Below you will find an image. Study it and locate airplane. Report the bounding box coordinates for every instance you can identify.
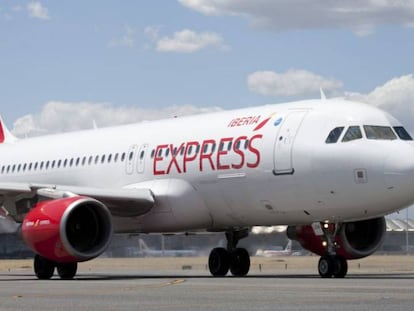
[0,96,414,280]
[255,239,293,257]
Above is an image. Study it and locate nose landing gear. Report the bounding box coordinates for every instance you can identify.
[318,255,348,278]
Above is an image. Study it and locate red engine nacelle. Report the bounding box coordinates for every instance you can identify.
[287,217,386,259]
[22,196,113,263]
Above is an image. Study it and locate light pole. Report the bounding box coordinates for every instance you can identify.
[406,207,409,255]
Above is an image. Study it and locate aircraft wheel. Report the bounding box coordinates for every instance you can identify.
[318,256,334,278]
[57,262,78,280]
[208,247,230,276]
[230,248,250,277]
[333,256,348,278]
[34,255,55,280]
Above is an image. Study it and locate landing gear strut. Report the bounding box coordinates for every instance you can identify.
[317,223,348,278]
[33,255,78,280]
[208,229,250,277]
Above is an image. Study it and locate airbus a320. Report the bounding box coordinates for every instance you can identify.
[0,97,413,279]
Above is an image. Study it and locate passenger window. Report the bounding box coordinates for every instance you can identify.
[364,126,397,140]
[393,126,413,141]
[325,127,344,144]
[342,126,362,142]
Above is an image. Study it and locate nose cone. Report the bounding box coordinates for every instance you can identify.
[384,148,414,202]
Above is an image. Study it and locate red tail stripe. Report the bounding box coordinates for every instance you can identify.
[0,121,4,143]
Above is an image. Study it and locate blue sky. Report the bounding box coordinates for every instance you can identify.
[0,1,414,217]
[1,0,414,135]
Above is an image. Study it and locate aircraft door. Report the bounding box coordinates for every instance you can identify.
[273,111,307,175]
[136,143,149,174]
[125,144,138,175]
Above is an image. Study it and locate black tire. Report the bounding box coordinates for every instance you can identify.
[333,256,348,278]
[318,256,334,278]
[57,262,78,280]
[230,248,250,277]
[208,247,230,277]
[34,255,55,280]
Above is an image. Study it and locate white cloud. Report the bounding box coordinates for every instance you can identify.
[346,74,414,132]
[27,1,50,20]
[109,25,136,48]
[144,25,162,42]
[11,101,222,137]
[247,69,343,96]
[179,0,414,35]
[154,29,226,53]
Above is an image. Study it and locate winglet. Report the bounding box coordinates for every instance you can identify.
[0,115,17,144]
[320,88,327,101]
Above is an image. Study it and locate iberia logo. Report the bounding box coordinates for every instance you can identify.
[227,113,280,131]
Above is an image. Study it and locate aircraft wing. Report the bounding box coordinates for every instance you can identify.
[0,182,155,221]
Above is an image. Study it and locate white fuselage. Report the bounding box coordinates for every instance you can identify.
[1,99,414,233]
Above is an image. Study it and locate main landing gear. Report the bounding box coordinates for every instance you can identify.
[208,229,250,277]
[34,255,78,280]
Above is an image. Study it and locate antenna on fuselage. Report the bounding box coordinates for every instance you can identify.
[320,88,327,101]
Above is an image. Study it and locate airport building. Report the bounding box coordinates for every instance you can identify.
[0,218,413,258]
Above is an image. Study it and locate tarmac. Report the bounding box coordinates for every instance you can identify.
[0,255,413,311]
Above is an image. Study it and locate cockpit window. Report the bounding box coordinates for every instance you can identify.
[393,126,413,141]
[342,126,362,142]
[325,127,344,144]
[364,126,397,140]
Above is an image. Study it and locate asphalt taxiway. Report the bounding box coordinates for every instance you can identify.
[0,256,413,311]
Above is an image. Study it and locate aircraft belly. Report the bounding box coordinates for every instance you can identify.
[128,179,213,232]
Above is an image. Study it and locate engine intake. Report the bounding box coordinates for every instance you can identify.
[287,217,386,259]
[22,196,113,263]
